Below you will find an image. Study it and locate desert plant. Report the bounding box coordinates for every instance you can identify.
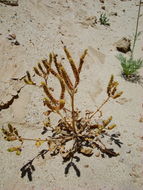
[99,13,110,26]
[116,54,143,77]
[117,0,143,80]
[1,46,123,180]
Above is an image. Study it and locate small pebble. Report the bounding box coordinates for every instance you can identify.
[99,0,104,3]
[95,151,100,157]
[101,6,105,10]
[8,33,16,40]
[14,40,20,45]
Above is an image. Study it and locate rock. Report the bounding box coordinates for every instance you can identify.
[115,37,131,53]
[7,33,16,40]
[101,6,105,10]
[110,12,118,16]
[95,151,100,157]
[13,40,20,46]
[0,0,18,6]
[99,0,104,3]
[7,33,20,45]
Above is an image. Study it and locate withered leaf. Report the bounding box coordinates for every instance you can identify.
[102,148,119,157]
[43,110,52,116]
[80,147,93,156]
[108,124,116,130]
[7,146,21,155]
[48,140,57,152]
[8,123,13,133]
[35,139,45,147]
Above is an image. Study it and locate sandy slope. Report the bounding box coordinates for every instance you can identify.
[0,0,143,190]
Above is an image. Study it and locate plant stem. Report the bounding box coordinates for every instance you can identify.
[131,0,141,59]
[89,96,110,119]
[14,136,72,142]
[57,110,72,129]
[71,91,77,133]
[19,137,48,142]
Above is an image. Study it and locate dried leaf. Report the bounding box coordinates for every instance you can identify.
[35,139,45,147]
[43,98,56,111]
[24,79,35,85]
[5,136,17,141]
[58,99,65,110]
[53,53,62,75]
[42,59,50,74]
[113,91,123,99]
[49,53,52,64]
[38,63,46,75]
[13,128,19,136]
[33,67,42,77]
[43,118,51,128]
[111,87,117,95]
[1,128,11,136]
[80,147,93,156]
[64,46,79,85]
[41,82,58,104]
[47,68,66,99]
[112,81,119,88]
[26,71,32,81]
[78,49,88,73]
[7,147,18,152]
[108,124,116,130]
[60,65,74,90]
[7,146,21,155]
[16,150,21,155]
[48,140,57,152]
[107,75,114,96]
[43,110,52,116]
[103,116,112,127]
[8,123,13,133]
[24,72,36,85]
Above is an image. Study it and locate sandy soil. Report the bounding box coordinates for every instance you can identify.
[0,0,143,190]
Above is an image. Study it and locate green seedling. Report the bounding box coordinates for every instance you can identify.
[116,54,143,77]
[99,13,110,26]
[117,0,143,81]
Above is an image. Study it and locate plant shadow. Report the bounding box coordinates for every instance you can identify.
[122,73,143,87]
[20,149,48,181]
[20,132,123,181]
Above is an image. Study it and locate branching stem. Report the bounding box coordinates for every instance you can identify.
[57,110,72,129]
[89,96,110,119]
[12,135,72,142]
[71,90,77,133]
